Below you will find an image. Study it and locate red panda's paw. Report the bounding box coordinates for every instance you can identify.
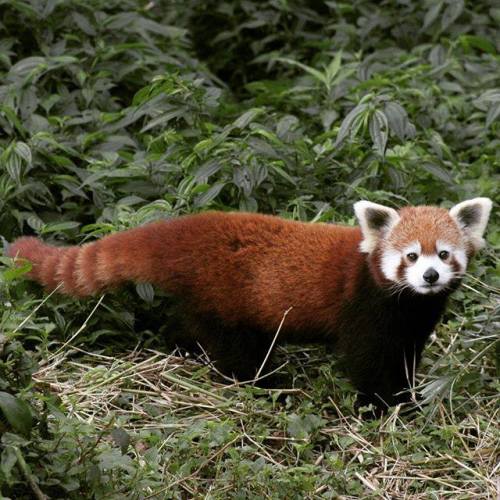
[354,391,420,420]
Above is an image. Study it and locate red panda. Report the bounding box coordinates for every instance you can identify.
[7,198,492,411]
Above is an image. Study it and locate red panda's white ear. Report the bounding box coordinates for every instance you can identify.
[449,197,493,251]
[354,201,400,253]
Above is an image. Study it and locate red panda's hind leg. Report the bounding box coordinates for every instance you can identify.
[179,315,274,383]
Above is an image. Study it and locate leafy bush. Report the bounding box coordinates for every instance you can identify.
[0,0,498,497]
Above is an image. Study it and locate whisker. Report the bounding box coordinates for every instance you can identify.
[387,281,412,299]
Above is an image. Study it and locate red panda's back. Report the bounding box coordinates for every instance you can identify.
[156,212,365,337]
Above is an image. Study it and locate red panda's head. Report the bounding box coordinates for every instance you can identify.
[354,198,493,295]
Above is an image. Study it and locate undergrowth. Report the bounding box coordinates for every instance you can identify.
[0,0,498,498]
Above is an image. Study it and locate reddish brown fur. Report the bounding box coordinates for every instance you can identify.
[8,213,365,339]
[388,207,463,254]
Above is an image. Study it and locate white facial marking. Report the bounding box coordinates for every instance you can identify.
[436,240,452,253]
[454,249,467,271]
[437,239,467,274]
[381,242,420,282]
[381,240,468,295]
[403,242,421,257]
[406,254,452,294]
[381,249,402,281]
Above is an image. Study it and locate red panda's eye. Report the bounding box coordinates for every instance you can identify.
[406,252,418,262]
[439,250,449,260]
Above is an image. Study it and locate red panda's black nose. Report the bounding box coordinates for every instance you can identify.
[423,268,439,284]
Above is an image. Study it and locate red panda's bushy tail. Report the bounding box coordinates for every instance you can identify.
[7,223,169,297]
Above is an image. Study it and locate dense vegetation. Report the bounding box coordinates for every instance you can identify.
[0,0,498,497]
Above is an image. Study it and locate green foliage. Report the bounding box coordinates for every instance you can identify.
[0,0,498,497]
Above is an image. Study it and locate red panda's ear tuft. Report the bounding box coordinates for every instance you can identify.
[353,201,400,254]
[449,197,493,251]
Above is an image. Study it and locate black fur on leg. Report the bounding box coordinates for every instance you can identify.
[177,313,275,383]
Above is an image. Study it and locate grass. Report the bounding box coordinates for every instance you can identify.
[0,0,498,497]
[33,314,499,497]
[8,273,497,498]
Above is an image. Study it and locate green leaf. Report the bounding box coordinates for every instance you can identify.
[111,428,131,454]
[334,103,369,148]
[97,449,134,473]
[8,56,46,78]
[287,413,325,440]
[194,182,226,207]
[5,155,22,183]
[0,392,33,437]
[486,102,500,127]
[369,110,388,157]
[194,160,222,182]
[26,215,44,231]
[136,283,155,303]
[141,110,185,133]
[233,167,253,196]
[0,446,18,480]
[422,2,443,30]
[384,101,410,141]
[233,108,265,129]
[270,165,296,185]
[324,51,343,90]
[2,260,32,282]
[421,163,455,185]
[14,142,32,164]
[460,35,496,54]
[276,115,299,138]
[72,12,97,35]
[276,58,326,85]
[441,0,464,31]
[41,221,81,234]
[0,105,26,136]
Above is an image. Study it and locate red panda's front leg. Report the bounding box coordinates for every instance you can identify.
[335,292,440,415]
[344,339,426,415]
[343,324,433,416]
